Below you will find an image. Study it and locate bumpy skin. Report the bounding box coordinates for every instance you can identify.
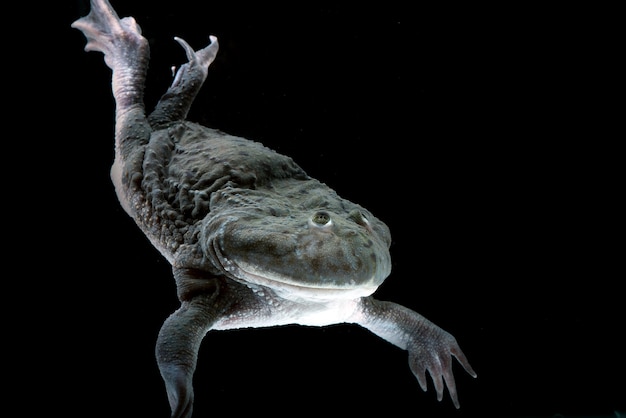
[72,1,477,416]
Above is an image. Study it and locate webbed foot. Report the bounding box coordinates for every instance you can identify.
[159,359,195,418]
[156,271,228,418]
[71,0,149,110]
[148,36,219,128]
[172,36,220,87]
[156,300,207,418]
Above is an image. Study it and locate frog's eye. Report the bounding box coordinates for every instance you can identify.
[310,211,333,228]
[348,209,370,228]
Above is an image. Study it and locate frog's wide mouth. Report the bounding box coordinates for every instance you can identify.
[211,242,380,301]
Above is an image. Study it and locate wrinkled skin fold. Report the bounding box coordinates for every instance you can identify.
[72,1,477,417]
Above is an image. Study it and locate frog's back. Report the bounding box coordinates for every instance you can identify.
[129,121,308,260]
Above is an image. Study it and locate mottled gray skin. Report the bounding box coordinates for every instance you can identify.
[72,1,476,417]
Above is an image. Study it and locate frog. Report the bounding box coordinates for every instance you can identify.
[71,1,476,416]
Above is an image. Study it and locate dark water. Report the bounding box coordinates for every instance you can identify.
[25,1,623,417]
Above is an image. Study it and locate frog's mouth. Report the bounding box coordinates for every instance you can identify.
[201,199,392,301]
[210,240,381,301]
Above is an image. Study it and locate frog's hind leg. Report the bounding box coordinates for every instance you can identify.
[155,269,229,418]
[72,0,151,210]
[147,36,219,129]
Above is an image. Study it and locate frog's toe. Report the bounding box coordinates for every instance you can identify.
[160,364,194,418]
[148,36,219,127]
[71,0,147,70]
[174,35,219,74]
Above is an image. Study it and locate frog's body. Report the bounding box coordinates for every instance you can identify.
[72,1,476,416]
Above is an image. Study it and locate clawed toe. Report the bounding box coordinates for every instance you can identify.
[72,1,149,77]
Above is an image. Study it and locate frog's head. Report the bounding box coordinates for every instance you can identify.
[201,181,392,301]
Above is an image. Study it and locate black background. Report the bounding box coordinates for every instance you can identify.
[25,1,623,417]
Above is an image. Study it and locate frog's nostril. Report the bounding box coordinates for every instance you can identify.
[311,211,332,227]
[348,209,370,227]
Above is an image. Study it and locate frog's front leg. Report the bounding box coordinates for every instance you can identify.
[354,297,477,408]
